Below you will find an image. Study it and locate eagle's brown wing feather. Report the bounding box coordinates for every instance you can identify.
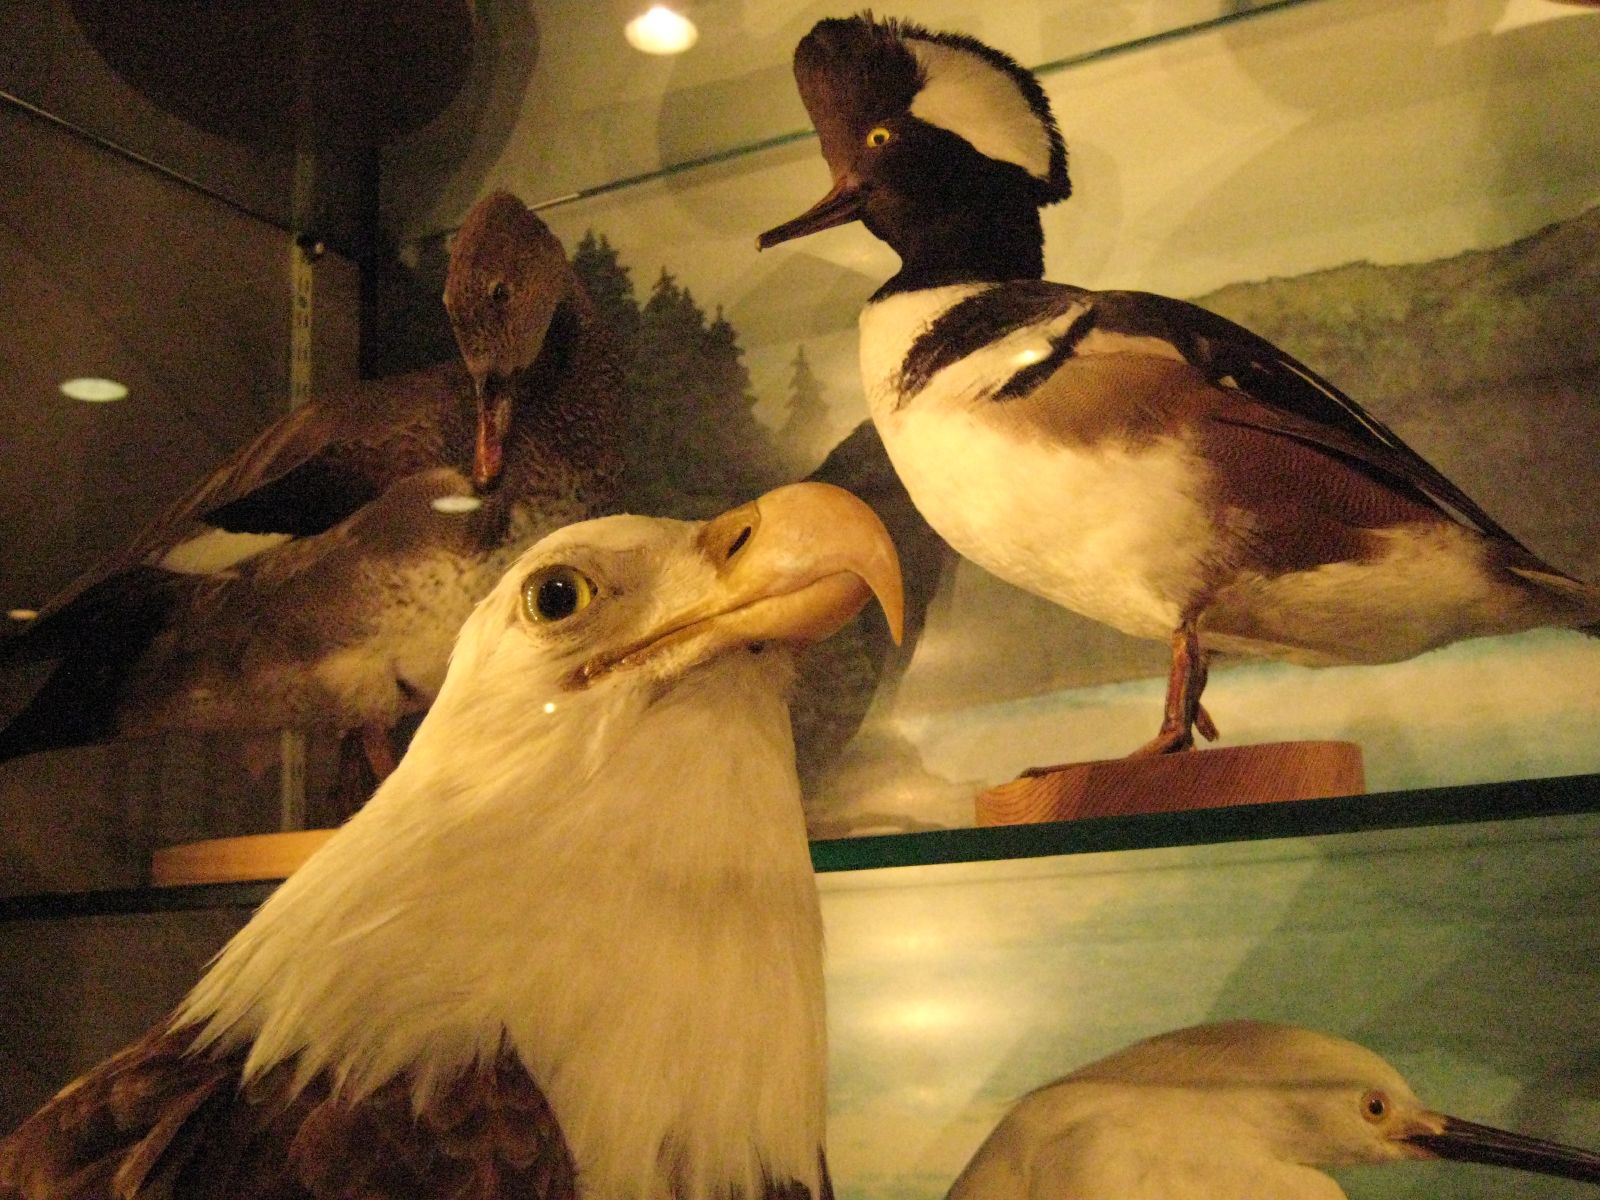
[0,1024,232,1200]
[0,1022,577,1200]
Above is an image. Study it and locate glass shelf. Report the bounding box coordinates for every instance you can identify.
[0,1,1313,235]
[3,771,1595,923]
[0,0,475,233]
[5,776,1595,1200]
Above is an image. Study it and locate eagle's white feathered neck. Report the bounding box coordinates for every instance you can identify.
[179,648,826,1200]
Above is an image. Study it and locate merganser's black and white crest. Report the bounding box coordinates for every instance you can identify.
[767,16,1068,295]
[760,14,1600,758]
[795,17,1067,199]
[0,483,905,1200]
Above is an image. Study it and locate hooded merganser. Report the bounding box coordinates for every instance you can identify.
[759,14,1599,756]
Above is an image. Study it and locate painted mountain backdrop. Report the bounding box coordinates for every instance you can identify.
[14,196,1581,847]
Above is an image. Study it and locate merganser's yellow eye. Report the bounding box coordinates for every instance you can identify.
[523,566,596,623]
[866,126,893,148]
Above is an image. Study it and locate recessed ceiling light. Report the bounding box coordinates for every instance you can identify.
[60,377,128,402]
[625,5,698,55]
[431,494,483,514]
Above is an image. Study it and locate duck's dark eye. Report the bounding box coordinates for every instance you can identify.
[523,566,596,623]
[1361,1090,1389,1122]
[489,280,510,305]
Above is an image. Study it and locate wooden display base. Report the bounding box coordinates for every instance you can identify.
[151,830,335,887]
[976,740,1365,827]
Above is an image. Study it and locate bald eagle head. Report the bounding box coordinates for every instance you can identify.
[179,482,902,1200]
[427,478,900,754]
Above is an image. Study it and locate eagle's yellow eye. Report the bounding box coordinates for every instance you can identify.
[523,566,596,623]
[866,126,893,148]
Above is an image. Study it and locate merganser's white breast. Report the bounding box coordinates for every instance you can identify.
[859,287,1225,640]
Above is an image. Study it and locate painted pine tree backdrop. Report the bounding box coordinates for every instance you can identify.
[574,231,784,517]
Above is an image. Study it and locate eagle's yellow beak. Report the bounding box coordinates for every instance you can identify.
[570,482,904,687]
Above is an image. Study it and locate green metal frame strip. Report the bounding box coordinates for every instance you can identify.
[808,772,1600,872]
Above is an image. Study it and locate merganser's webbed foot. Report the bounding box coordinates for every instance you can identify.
[1130,620,1215,757]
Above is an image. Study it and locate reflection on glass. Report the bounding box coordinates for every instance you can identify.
[58,376,127,402]
[624,5,700,56]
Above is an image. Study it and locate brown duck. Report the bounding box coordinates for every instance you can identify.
[0,192,623,773]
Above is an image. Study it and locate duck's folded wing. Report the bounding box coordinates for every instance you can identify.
[1085,289,1524,546]
[905,280,1517,544]
[10,362,468,648]
[121,362,466,569]
[193,363,468,540]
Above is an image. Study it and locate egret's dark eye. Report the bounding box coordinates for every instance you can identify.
[489,280,510,305]
[523,566,596,623]
[1361,1090,1389,1122]
[865,126,893,148]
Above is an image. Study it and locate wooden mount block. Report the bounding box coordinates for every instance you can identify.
[976,740,1365,827]
[151,830,335,887]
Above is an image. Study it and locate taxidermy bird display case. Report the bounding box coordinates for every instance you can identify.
[2,1,1600,1197]
[374,0,1600,837]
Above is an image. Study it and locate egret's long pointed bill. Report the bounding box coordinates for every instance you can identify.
[570,482,903,688]
[757,177,867,249]
[1407,1115,1600,1184]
